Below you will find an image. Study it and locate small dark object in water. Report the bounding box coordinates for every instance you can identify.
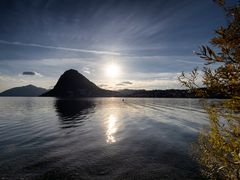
[122,99,124,102]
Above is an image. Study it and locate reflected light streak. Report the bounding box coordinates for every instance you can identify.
[106,114,117,143]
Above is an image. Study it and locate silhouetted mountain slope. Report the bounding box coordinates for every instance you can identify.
[42,69,119,97]
[0,85,47,96]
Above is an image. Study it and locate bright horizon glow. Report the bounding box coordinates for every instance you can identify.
[105,63,120,78]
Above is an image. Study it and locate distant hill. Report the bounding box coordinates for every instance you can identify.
[119,89,196,98]
[119,89,226,98]
[42,69,119,97]
[0,85,47,97]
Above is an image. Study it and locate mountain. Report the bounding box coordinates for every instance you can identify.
[42,69,119,97]
[0,85,47,97]
[40,69,224,98]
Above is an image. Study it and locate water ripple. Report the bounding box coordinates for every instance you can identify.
[0,97,213,179]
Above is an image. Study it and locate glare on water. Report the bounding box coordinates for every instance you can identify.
[106,114,118,143]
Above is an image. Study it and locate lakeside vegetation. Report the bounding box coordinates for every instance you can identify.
[179,0,240,179]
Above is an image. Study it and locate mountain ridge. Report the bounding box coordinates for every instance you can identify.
[1,70,224,98]
[0,84,47,97]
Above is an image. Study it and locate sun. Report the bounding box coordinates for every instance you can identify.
[105,63,120,78]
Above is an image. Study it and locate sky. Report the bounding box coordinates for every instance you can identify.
[0,0,233,92]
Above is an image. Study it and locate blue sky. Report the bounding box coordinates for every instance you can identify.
[0,0,231,91]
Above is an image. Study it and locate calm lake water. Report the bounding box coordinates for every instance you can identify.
[0,97,209,180]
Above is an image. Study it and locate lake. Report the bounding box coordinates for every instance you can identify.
[0,97,209,179]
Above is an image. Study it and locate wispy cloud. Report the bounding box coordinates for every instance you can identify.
[116,81,133,86]
[116,83,125,86]
[21,71,43,77]
[121,81,133,85]
[23,71,35,75]
[98,84,108,88]
[175,59,203,65]
[0,40,121,56]
[82,67,91,74]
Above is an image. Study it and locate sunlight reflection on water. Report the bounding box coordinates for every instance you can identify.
[106,114,117,144]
